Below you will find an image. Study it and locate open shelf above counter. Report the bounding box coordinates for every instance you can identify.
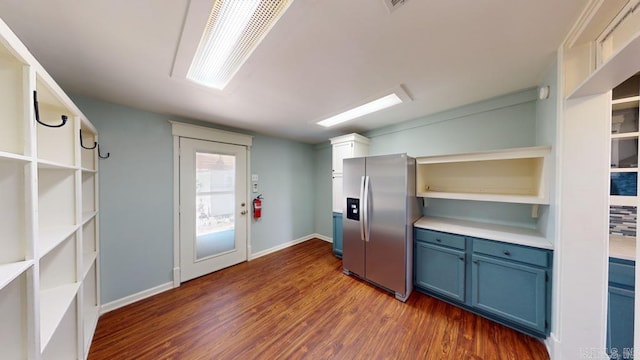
[416,146,552,206]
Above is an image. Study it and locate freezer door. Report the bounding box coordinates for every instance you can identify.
[365,154,408,295]
[342,157,366,277]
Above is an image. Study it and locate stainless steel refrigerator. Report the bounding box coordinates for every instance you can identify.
[342,153,420,302]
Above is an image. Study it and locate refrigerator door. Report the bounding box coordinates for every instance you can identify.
[364,154,408,295]
[342,157,366,277]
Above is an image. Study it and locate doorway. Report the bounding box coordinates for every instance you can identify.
[172,123,252,283]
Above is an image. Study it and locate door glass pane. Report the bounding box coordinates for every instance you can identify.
[195,152,235,260]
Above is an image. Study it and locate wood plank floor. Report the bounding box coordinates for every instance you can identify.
[89,239,549,360]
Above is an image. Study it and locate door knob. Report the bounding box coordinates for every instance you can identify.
[241,210,247,215]
[241,202,246,207]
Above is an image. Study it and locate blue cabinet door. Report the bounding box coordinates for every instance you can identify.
[471,254,547,334]
[415,241,465,302]
[332,212,343,258]
[607,286,635,359]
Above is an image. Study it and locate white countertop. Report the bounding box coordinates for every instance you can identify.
[610,235,636,261]
[414,216,553,250]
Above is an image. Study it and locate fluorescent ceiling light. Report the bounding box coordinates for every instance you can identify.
[186,0,292,90]
[317,93,404,128]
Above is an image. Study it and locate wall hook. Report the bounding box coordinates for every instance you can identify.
[98,144,110,159]
[33,91,68,128]
[79,129,97,149]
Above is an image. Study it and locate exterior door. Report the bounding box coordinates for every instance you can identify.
[179,137,248,282]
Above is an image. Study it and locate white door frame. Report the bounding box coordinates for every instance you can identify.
[170,121,253,287]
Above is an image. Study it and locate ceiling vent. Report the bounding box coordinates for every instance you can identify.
[384,0,408,13]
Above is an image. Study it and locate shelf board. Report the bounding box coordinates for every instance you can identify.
[0,260,33,291]
[612,95,640,105]
[416,145,551,164]
[0,151,31,163]
[610,195,639,207]
[611,132,640,139]
[40,282,80,352]
[81,167,97,174]
[83,305,100,353]
[82,252,97,280]
[417,191,549,205]
[37,159,78,171]
[610,167,638,172]
[39,225,78,258]
[82,211,97,225]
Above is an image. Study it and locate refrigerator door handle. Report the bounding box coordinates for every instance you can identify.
[360,175,366,241]
[363,175,370,242]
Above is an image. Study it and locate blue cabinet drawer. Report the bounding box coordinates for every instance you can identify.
[610,259,635,288]
[415,228,465,250]
[473,238,549,268]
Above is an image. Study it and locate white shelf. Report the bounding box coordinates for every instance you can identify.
[612,96,640,105]
[83,304,99,353]
[610,235,636,261]
[81,167,97,174]
[39,225,78,258]
[82,211,97,225]
[39,282,80,351]
[0,260,32,290]
[611,132,640,139]
[610,168,638,172]
[82,252,97,280]
[414,216,553,250]
[0,150,31,163]
[416,146,552,205]
[417,190,549,205]
[37,159,78,171]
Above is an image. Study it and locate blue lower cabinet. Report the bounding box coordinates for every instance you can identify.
[415,241,465,302]
[471,254,547,334]
[414,228,552,338]
[607,258,635,359]
[332,212,343,258]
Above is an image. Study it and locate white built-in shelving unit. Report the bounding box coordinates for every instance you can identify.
[0,16,100,360]
[415,146,552,207]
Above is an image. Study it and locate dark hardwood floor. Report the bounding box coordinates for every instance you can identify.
[89,239,549,360]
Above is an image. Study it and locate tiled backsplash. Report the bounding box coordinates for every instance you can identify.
[610,205,637,237]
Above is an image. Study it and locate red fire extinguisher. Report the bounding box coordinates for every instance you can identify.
[253,194,263,219]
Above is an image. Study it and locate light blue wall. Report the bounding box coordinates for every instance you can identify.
[72,95,317,303]
[314,144,332,238]
[72,97,174,304]
[249,136,316,253]
[535,58,559,241]
[359,88,541,228]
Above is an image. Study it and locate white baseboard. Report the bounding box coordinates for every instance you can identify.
[314,233,332,243]
[249,233,329,260]
[102,235,332,312]
[545,333,559,359]
[100,281,175,314]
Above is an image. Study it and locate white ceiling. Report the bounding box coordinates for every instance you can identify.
[0,0,586,143]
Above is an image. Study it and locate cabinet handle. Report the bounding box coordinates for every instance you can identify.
[473,260,479,264]
[503,250,511,256]
[459,256,464,261]
[436,238,442,243]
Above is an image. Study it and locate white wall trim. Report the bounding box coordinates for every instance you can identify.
[100,282,175,314]
[315,234,332,243]
[249,234,326,260]
[170,121,253,147]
